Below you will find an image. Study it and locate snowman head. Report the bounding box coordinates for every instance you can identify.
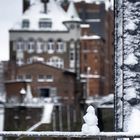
[87,105,95,113]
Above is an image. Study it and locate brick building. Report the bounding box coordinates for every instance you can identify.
[80,25,105,97]
[61,0,114,97]
[5,62,76,104]
[3,0,114,134]
[6,0,81,104]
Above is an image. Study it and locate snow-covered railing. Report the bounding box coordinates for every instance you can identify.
[1,131,140,139]
[3,106,139,140]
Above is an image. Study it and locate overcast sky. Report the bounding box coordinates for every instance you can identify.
[0,0,22,61]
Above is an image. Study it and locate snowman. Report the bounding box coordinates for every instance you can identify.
[81,105,100,134]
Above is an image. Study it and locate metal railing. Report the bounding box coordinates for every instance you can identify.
[0,131,140,140]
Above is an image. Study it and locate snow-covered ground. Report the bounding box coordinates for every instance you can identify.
[27,103,54,131]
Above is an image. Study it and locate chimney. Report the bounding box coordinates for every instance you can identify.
[41,0,49,13]
[23,0,30,13]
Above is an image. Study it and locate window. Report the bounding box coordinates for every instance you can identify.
[39,19,52,28]
[57,40,65,53]
[25,74,32,82]
[38,75,45,82]
[70,53,74,60]
[69,43,75,60]
[50,88,57,97]
[46,75,53,82]
[16,40,24,51]
[27,40,35,53]
[47,56,64,68]
[36,40,44,54]
[69,42,75,69]
[40,88,50,97]
[47,39,54,54]
[17,75,23,81]
[22,19,30,28]
[38,75,53,82]
[70,24,75,29]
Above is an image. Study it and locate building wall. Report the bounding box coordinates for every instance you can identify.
[80,28,107,96]
[5,63,76,103]
[9,29,80,72]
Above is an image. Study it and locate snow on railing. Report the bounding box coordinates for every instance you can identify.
[2,106,140,140]
[1,131,140,139]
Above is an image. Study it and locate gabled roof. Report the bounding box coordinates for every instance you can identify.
[11,0,73,31]
[67,1,81,22]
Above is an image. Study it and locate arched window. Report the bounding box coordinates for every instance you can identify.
[27,38,35,53]
[16,38,24,51]
[57,39,65,53]
[36,39,44,54]
[47,56,64,68]
[47,39,54,54]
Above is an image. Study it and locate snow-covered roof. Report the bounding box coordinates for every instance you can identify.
[67,1,81,22]
[80,35,101,40]
[58,0,113,11]
[11,0,77,31]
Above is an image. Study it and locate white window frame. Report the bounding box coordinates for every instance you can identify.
[57,41,65,53]
[36,41,44,54]
[47,41,54,54]
[16,41,24,52]
[27,41,35,53]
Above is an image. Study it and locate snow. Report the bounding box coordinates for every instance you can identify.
[80,35,101,40]
[41,103,53,124]
[1,131,140,138]
[12,0,71,31]
[80,74,100,78]
[124,87,137,101]
[27,103,54,131]
[67,1,81,22]
[115,0,140,132]
[24,84,33,103]
[127,108,140,133]
[124,53,138,65]
[80,24,90,28]
[58,0,113,10]
[20,88,26,95]
[125,20,137,31]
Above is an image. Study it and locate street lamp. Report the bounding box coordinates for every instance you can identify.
[86,67,91,98]
[20,88,26,103]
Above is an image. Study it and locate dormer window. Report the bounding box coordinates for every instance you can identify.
[39,19,52,28]
[22,19,30,28]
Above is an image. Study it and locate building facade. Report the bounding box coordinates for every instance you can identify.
[6,0,81,104]
[3,0,114,134]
